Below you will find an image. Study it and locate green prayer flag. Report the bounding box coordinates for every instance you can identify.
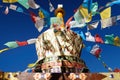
[18,0,29,9]
[105,34,114,45]
[74,10,85,24]
[4,41,18,48]
[91,2,98,16]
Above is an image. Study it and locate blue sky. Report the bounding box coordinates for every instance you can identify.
[0,0,120,72]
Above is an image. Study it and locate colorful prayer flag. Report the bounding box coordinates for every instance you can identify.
[106,0,120,7]
[28,0,40,9]
[79,31,86,40]
[79,6,92,23]
[101,16,117,29]
[114,36,120,46]
[9,4,17,11]
[86,46,92,52]
[18,0,29,9]
[39,7,50,26]
[49,1,55,12]
[87,21,99,30]
[82,0,92,13]
[69,21,86,28]
[74,9,85,24]
[35,17,44,32]
[100,7,111,20]
[39,7,50,19]
[95,34,104,43]
[90,44,101,58]
[4,6,9,15]
[4,41,18,48]
[91,2,98,16]
[117,15,120,20]
[30,11,37,23]
[85,32,95,42]
[2,0,17,3]
[105,34,114,45]
[16,41,28,46]
[27,38,36,44]
[16,7,24,12]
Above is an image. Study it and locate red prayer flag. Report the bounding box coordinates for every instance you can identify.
[95,48,102,58]
[30,11,37,23]
[95,34,104,43]
[16,41,28,46]
[113,68,120,72]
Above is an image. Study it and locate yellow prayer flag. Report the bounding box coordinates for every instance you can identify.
[100,7,111,20]
[0,48,9,53]
[3,0,17,3]
[28,61,37,68]
[38,11,45,19]
[79,6,92,23]
[114,36,120,46]
[28,63,36,68]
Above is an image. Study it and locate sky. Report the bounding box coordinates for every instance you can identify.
[0,0,120,72]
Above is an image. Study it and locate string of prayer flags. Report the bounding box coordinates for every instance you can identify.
[98,58,113,72]
[0,39,36,53]
[30,9,49,32]
[86,44,113,72]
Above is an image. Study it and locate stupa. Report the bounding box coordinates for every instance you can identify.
[33,4,89,73]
